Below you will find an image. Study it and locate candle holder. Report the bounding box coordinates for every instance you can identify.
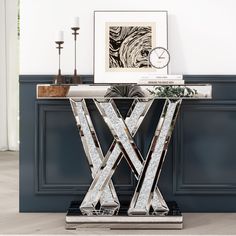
[71,27,82,84]
[54,41,65,84]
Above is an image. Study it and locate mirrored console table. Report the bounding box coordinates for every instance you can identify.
[37,83,212,230]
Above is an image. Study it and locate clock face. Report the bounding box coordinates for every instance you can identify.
[148,47,170,69]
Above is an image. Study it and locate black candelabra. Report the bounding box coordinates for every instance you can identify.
[71,27,81,84]
[54,41,65,84]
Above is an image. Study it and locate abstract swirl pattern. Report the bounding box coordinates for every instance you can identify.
[109,26,152,68]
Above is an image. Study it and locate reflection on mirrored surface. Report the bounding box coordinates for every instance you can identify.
[37,84,212,99]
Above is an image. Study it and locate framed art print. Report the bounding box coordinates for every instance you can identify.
[94,11,168,83]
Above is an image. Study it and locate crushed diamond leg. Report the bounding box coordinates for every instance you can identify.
[128,99,182,216]
[70,98,120,216]
[96,99,169,214]
[96,99,144,175]
[79,99,153,214]
[151,188,169,215]
[80,99,169,215]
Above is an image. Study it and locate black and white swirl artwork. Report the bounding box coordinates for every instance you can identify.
[109,26,153,69]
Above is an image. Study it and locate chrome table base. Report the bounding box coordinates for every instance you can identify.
[66,201,183,230]
[70,98,181,217]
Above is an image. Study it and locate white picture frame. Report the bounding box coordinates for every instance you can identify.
[94,11,168,84]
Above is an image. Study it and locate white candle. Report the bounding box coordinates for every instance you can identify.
[73,17,80,28]
[55,30,64,42]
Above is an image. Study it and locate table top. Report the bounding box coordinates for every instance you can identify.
[37,83,212,100]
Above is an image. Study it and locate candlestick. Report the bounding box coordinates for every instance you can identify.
[71,23,81,84]
[54,40,65,84]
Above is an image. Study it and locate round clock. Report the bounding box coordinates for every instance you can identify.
[148,47,170,69]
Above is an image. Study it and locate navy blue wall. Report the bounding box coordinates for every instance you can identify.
[20,75,236,212]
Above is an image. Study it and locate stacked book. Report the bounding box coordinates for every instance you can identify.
[138,74,184,85]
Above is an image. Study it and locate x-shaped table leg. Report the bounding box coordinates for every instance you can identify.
[77,99,180,216]
[128,99,181,215]
[70,99,120,215]
[76,98,155,215]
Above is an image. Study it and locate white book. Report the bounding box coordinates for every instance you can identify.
[139,74,183,81]
[138,79,185,85]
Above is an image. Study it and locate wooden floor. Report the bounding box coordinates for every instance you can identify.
[0,151,236,235]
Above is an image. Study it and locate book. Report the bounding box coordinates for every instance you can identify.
[138,74,184,85]
[138,79,185,85]
[139,74,183,80]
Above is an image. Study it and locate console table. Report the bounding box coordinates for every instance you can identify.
[37,83,212,229]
